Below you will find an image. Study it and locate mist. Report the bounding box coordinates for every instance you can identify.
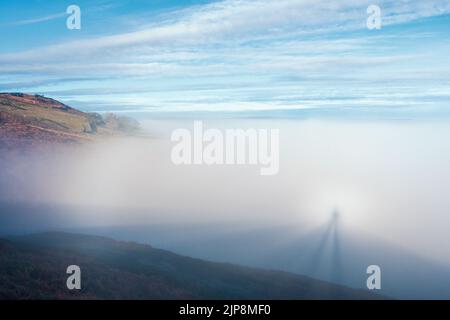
[1,118,450,298]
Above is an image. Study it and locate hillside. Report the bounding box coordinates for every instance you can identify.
[0,93,139,148]
[0,232,384,300]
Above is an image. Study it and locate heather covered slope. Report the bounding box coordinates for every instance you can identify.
[0,93,97,145]
[0,232,384,300]
[0,93,139,148]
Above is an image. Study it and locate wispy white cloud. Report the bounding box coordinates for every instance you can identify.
[2,0,449,63]
[11,12,67,26]
[1,0,450,112]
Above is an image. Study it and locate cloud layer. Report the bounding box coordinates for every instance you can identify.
[1,0,450,113]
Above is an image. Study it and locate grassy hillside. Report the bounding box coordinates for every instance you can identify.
[0,232,384,300]
[0,93,139,148]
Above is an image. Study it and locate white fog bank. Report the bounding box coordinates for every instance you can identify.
[1,118,450,267]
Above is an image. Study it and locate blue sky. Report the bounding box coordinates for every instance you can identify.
[0,0,450,115]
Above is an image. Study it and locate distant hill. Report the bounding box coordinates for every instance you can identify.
[0,232,384,300]
[0,93,139,148]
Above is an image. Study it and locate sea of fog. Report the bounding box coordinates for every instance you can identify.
[1,118,450,298]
